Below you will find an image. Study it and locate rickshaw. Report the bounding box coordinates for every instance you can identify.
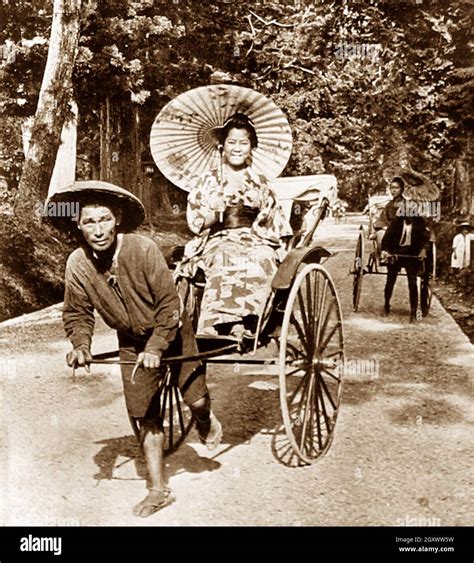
[351,191,437,316]
[331,199,348,224]
[90,85,346,467]
[92,175,344,465]
[89,174,344,467]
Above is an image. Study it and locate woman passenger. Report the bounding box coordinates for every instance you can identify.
[176,113,292,338]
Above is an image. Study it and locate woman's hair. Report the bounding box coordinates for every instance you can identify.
[220,113,258,148]
[391,176,405,191]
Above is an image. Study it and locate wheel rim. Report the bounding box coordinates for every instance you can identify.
[279,263,344,464]
[159,367,194,454]
[421,242,435,314]
[423,274,433,314]
[428,242,436,310]
[352,230,364,312]
[425,274,433,311]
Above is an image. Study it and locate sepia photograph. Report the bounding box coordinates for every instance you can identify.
[0,0,472,556]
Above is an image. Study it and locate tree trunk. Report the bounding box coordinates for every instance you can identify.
[99,101,173,220]
[454,157,469,216]
[14,0,82,219]
[453,127,474,218]
[468,129,474,217]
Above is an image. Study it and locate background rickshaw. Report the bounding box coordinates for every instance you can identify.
[91,86,345,467]
[351,178,438,317]
[331,198,348,224]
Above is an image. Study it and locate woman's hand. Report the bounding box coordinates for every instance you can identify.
[207,192,226,212]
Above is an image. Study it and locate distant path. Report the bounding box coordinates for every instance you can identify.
[0,214,472,526]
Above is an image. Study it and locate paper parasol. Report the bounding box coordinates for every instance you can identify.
[383,166,440,202]
[150,84,293,192]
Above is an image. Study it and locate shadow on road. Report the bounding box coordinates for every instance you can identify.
[93,435,146,481]
[93,434,222,484]
[386,397,469,426]
[89,368,306,484]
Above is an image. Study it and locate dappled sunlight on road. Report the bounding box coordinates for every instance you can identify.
[444,350,474,371]
[345,317,405,332]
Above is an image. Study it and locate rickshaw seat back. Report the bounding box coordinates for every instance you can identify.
[271,174,337,247]
[270,174,338,223]
[368,194,391,215]
[367,193,391,235]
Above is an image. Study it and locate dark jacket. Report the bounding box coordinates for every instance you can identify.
[374,194,406,229]
[63,233,180,355]
[381,217,430,256]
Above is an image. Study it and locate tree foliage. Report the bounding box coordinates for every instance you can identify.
[0,0,472,319]
[2,1,472,201]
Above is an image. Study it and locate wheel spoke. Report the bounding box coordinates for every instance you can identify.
[169,384,174,446]
[315,279,328,346]
[286,362,312,378]
[316,379,332,435]
[159,381,169,423]
[288,366,312,403]
[319,321,341,353]
[299,374,314,451]
[311,270,320,340]
[173,385,186,435]
[321,367,342,383]
[290,312,310,352]
[314,377,323,450]
[305,373,316,455]
[298,285,312,344]
[325,349,344,358]
[286,340,307,360]
[318,372,337,410]
[316,298,335,347]
[294,372,312,424]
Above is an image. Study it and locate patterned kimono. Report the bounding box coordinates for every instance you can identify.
[176,167,292,334]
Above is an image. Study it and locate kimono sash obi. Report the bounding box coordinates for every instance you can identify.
[211,204,259,233]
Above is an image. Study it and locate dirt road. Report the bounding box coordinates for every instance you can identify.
[0,214,472,526]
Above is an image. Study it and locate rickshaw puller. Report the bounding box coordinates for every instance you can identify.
[381,215,430,322]
[374,176,407,258]
[61,186,222,518]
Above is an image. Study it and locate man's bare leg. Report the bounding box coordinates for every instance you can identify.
[142,421,166,489]
[189,394,223,450]
[133,420,174,518]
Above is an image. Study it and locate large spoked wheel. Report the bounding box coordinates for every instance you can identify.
[129,367,193,455]
[160,366,194,454]
[279,263,344,465]
[352,227,364,312]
